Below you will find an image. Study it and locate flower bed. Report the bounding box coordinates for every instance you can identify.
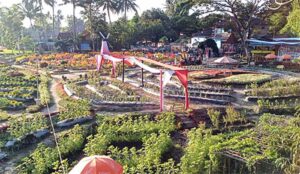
[20,53,97,70]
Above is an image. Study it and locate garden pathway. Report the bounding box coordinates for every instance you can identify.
[41,79,60,114]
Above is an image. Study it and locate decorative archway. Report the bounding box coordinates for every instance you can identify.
[96,40,189,111]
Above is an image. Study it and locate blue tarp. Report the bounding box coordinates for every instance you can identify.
[273,38,300,41]
[247,38,300,46]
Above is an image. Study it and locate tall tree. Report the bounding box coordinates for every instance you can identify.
[97,0,118,24]
[0,5,25,51]
[18,0,42,28]
[281,1,300,36]
[61,0,80,49]
[118,0,138,20]
[34,12,52,41]
[44,0,56,38]
[194,0,271,64]
[55,9,64,34]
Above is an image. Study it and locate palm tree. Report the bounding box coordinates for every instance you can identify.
[117,0,138,20]
[19,0,42,28]
[61,0,80,50]
[55,9,64,31]
[61,0,79,38]
[44,0,56,38]
[97,0,118,24]
[78,0,93,25]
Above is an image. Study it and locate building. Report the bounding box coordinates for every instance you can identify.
[191,28,238,55]
[247,38,300,63]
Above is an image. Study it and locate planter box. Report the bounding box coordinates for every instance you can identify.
[56,116,93,129]
[166,94,230,105]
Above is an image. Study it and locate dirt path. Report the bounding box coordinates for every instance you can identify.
[42,79,60,114]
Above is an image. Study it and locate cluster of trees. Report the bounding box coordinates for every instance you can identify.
[0,0,299,56]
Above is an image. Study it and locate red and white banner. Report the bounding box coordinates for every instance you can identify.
[163,70,175,87]
[97,40,189,110]
[96,55,103,71]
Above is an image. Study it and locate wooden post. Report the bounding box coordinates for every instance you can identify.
[141,60,144,87]
[122,58,125,82]
[160,69,163,112]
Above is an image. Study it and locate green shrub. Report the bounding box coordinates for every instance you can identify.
[207,108,221,129]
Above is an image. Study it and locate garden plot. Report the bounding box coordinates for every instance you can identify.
[203,73,273,86]
[245,78,300,115]
[134,75,236,105]
[180,106,254,133]
[66,79,157,112]
[0,97,93,172]
[181,113,300,174]
[84,112,180,173]
[246,78,300,101]
[0,66,39,111]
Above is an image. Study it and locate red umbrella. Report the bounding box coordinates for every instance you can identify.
[265,54,277,59]
[69,156,123,174]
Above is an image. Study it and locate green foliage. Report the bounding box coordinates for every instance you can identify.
[0,5,25,50]
[207,108,220,129]
[257,99,299,115]
[0,98,23,109]
[223,106,246,126]
[38,74,51,106]
[281,2,300,36]
[205,74,272,85]
[295,105,300,117]
[85,112,176,156]
[107,132,176,173]
[58,98,90,120]
[180,127,224,174]
[84,112,177,173]
[248,79,300,97]
[26,104,42,113]
[0,110,10,121]
[8,113,47,138]
[17,125,86,174]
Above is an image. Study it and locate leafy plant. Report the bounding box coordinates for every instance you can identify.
[223,106,246,126]
[207,108,221,129]
[8,113,47,139]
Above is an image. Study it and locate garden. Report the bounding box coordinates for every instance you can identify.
[6,107,299,174]
[63,74,157,112]
[0,58,299,174]
[203,73,273,86]
[0,65,50,111]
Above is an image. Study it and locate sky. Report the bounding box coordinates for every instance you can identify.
[0,0,166,28]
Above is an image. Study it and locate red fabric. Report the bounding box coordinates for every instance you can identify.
[69,155,123,174]
[175,70,188,88]
[175,70,189,109]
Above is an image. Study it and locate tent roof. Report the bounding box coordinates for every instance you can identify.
[137,57,187,71]
[214,56,239,64]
